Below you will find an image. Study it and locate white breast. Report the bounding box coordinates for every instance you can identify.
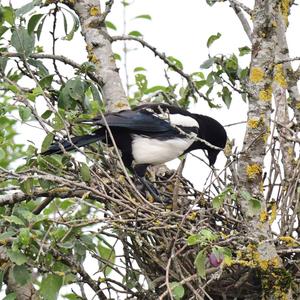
[131,135,196,165]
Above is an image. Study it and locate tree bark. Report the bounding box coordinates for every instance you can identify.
[237,0,281,269]
[71,0,129,112]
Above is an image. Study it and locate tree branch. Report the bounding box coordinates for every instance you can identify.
[111,35,211,102]
[71,0,129,112]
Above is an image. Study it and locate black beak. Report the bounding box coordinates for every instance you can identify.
[207,149,220,166]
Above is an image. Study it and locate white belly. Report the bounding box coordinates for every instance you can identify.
[131,135,195,165]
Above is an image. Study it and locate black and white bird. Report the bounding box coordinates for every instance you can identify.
[42,103,227,199]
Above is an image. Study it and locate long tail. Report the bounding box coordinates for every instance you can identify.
[41,133,105,155]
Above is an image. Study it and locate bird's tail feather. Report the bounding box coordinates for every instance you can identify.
[41,133,104,155]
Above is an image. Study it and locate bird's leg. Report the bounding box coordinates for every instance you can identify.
[133,164,169,204]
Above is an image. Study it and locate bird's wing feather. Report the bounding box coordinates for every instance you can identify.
[95,110,178,133]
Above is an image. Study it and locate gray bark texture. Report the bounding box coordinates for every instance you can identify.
[72,0,129,112]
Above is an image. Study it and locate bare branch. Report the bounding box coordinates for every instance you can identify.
[111,35,211,102]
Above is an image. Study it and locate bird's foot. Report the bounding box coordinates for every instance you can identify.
[136,177,171,205]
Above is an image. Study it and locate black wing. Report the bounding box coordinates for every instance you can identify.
[82,109,178,133]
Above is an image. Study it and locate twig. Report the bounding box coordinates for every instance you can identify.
[111,35,211,102]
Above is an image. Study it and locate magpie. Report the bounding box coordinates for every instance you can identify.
[42,103,227,200]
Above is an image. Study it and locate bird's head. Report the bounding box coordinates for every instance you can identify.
[192,114,227,166]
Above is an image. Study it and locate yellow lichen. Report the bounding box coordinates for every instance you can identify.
[280,0,290,25]
[223,141,232,157]
[269,202,277,224]
[263,126,271,144]
[259,181,264,193]
[279,236,299,247]
[114,101,129,110]
[260,210,268,223]
[296,101,300,110]
[259,86,273,101]
[246,164,262,179]
[88,53,100,64]
[86,44,93,53]
[247,118,260,128]
[250,67,264,83]
[223,255,232,266]
[287,147,294,156]
[89,6,100,16]
[187,211,197,221]
[274,64,288,88]
[259,259,269,271]
[271,256,281,268]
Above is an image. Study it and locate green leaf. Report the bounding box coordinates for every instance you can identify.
[0,230,16,241]
[40,274,63,300]
[249,198,261,215]
[194,250,206,279]
[90,83,102,104]
[239,46,251,56]
[41,133,54,153]
[28,59,49,77]
[207,32,221,48]
[167,56,183,70]
[18,106,32,122]
[240,190,261,215]
[20,178,34,195]
[63,294,81,300]
[16,0,41,17]
[135,73,148,93]
[52,114,64,131]
[206,0,217,6]
[0,148,6,160]
[113,53,121,60]
[62,9,79,41]
[18,228,30,246]
[187,229,217,246]
[145,85,166,94]
[7,249,28,265]
[80,163,91,182]
[12,265,31,286]
[11,27,35,56]
[3,293,16,300]
[200,57,215,69]
[134,14,152,20]
[240,190,252,202]
[66,77,87,101]
[200,228,217,241]
[97,241,116,276]
[105,21,117,30]
[187,234,202,246]
[128,30,143,37]
[0,25,8,38]
[212,186,232,210]
[134,66,146,72]
[0,57,8,73]
[28,13,44,35]
[41,110,52,120]
[221,86,232,109]
[39,75,54,89]
[0,270,4,290]
[170,282,185,300]
[2,6,15,26]
[62,11,68,36]
[3,215,25,226]
[36,15,46,40]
